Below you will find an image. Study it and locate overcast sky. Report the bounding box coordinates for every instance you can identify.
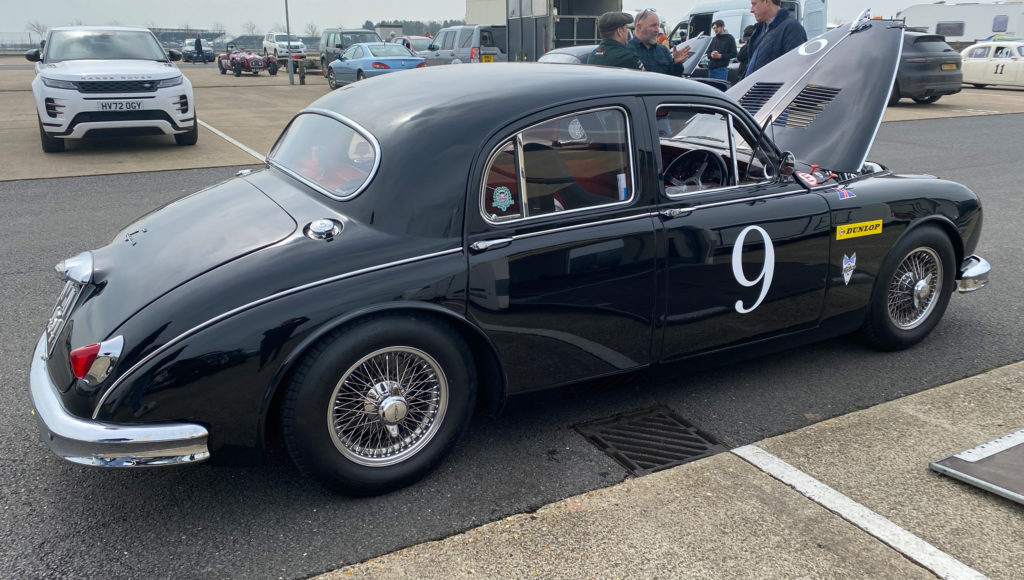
[6,1,928,37]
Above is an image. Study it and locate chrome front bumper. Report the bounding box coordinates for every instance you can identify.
[957,255,991,293]
[29,335,210,467]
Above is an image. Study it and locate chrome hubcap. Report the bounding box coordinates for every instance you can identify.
[887,247,941,330]
[328,347,447,467]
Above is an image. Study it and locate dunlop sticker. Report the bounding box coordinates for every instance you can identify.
[836,220,882,240]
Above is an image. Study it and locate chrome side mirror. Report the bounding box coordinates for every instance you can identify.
[778,151,796,177]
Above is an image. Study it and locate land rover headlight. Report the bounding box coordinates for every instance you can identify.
[41,77,78,89]
[156,75,183,88]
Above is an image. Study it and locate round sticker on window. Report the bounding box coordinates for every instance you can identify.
[568,118,587,141]
[493,186,514,211]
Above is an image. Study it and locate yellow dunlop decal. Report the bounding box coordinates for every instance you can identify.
[836,220,883,240]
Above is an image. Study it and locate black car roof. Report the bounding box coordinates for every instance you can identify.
[309,63,723,141]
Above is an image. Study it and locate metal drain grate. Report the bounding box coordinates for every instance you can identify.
[575,407,727,476]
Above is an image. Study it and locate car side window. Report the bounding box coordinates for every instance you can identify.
[442,31,457,50]
[481,107,633,222]
[968,46,990,59]
[994,46,1012,59]
[1018,46,1024,57]
[342,46,357,60]
[459,28,474,48]
[656,105,770,197]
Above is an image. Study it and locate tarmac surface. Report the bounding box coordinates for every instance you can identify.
[317,363,1024,579]
[2,55,1022,578]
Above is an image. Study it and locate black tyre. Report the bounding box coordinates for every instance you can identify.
[972,84,987,89]
[38,115,65,153]
[887,81,900,106]
[861,225,956,351]
[232,62,241,77]
[327,68,339,90]
[175,116,198,146]
[268,61,278,75]
[218,59,226,74]
[282,315,477,495]
[356,70,365,81]
[913,95,941,104]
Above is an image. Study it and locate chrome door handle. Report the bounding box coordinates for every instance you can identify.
[659,208,691,219]
[469,238,514,252]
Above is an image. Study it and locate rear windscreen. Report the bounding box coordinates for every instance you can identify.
[913,39,954,53]
[481,28,507,53]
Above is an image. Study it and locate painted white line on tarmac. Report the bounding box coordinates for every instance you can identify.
[197,119,266,163]
[732,445,987,580]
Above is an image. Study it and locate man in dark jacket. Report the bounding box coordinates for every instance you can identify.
[590,12,644,70]
[741,0,806,79]
[707,20,737,81]
[193,33,206,64]
[627,8,689,76]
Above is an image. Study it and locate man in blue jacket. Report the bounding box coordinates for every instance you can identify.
[740,0,806,78]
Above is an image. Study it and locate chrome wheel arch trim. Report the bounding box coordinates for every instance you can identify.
[91,247,462,419]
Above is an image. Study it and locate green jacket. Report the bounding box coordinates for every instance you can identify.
[589,38,644,70]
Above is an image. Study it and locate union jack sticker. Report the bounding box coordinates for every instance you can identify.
[835,187,855,200]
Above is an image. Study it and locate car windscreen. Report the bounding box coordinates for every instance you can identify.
[538,52,583,64]
[367,44,414,57]
[268,113,378,200]
[411,38,432,51]
[343,33,382,45]
[275,34,301,42]
[46,30,166,62]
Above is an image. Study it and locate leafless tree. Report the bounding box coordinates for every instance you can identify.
[305,23,319,38]
[26,20,47,44]
[243,21,260,38]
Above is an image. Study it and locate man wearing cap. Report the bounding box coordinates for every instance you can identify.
[628,8,689,75]
[589,12,644,70]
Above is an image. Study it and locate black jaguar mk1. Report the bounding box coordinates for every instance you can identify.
[30,17,989,495]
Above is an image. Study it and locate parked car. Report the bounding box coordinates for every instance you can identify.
[218,49,278,76]
[889,31,962,105]
[537,44,595,64]
[420,24,507,66]
[960,41,1024,88]
[24,25,196,152]
[392,35,433,55]
[326,43,424,88]
[263,32,306,59]
[319,28,383,71]
[182,38,215,62]
[28,19,989,496]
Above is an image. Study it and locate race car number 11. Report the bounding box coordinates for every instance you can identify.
[731,225,775,314]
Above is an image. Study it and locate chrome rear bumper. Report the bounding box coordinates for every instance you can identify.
[957,255,990,293]
[28,335,210,467]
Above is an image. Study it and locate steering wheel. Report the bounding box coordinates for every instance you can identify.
[663,149,729,194]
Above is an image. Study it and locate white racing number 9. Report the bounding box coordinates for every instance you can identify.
[731,225,775,314]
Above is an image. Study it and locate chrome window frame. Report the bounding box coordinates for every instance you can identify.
[479,105,636,226]
[656,103,774,200]
[266,108,382,202]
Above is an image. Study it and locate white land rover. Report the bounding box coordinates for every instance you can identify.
[26,26,197,153]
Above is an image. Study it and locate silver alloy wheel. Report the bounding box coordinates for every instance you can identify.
[328,69,337,89]
[327,346,448,467]
[886,246,941,330]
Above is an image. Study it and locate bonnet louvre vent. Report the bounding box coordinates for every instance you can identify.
[738,82,784,115]
[773,85,841,129]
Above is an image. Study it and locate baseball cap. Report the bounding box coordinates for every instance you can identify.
[598,12,634,34]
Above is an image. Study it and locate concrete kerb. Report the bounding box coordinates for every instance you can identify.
[319,361,1024,579]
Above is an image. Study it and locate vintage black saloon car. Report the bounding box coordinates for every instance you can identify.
[30,18,989,495]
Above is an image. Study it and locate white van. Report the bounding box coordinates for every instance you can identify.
[668,0,828,45]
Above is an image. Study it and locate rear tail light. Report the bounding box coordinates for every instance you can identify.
[416,62,426,68]
[372,62,390,69]
[70,343,101,379]
[905,57,931,63]
[69,336,124,383]
[471,47,480,62]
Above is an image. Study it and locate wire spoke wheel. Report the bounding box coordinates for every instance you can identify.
[886,246,941,330]
[328,346,447,467]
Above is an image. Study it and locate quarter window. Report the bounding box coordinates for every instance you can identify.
[481,108,633,222]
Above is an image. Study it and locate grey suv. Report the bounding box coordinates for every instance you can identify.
[421,25,507,66]
[319,28,383,70]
